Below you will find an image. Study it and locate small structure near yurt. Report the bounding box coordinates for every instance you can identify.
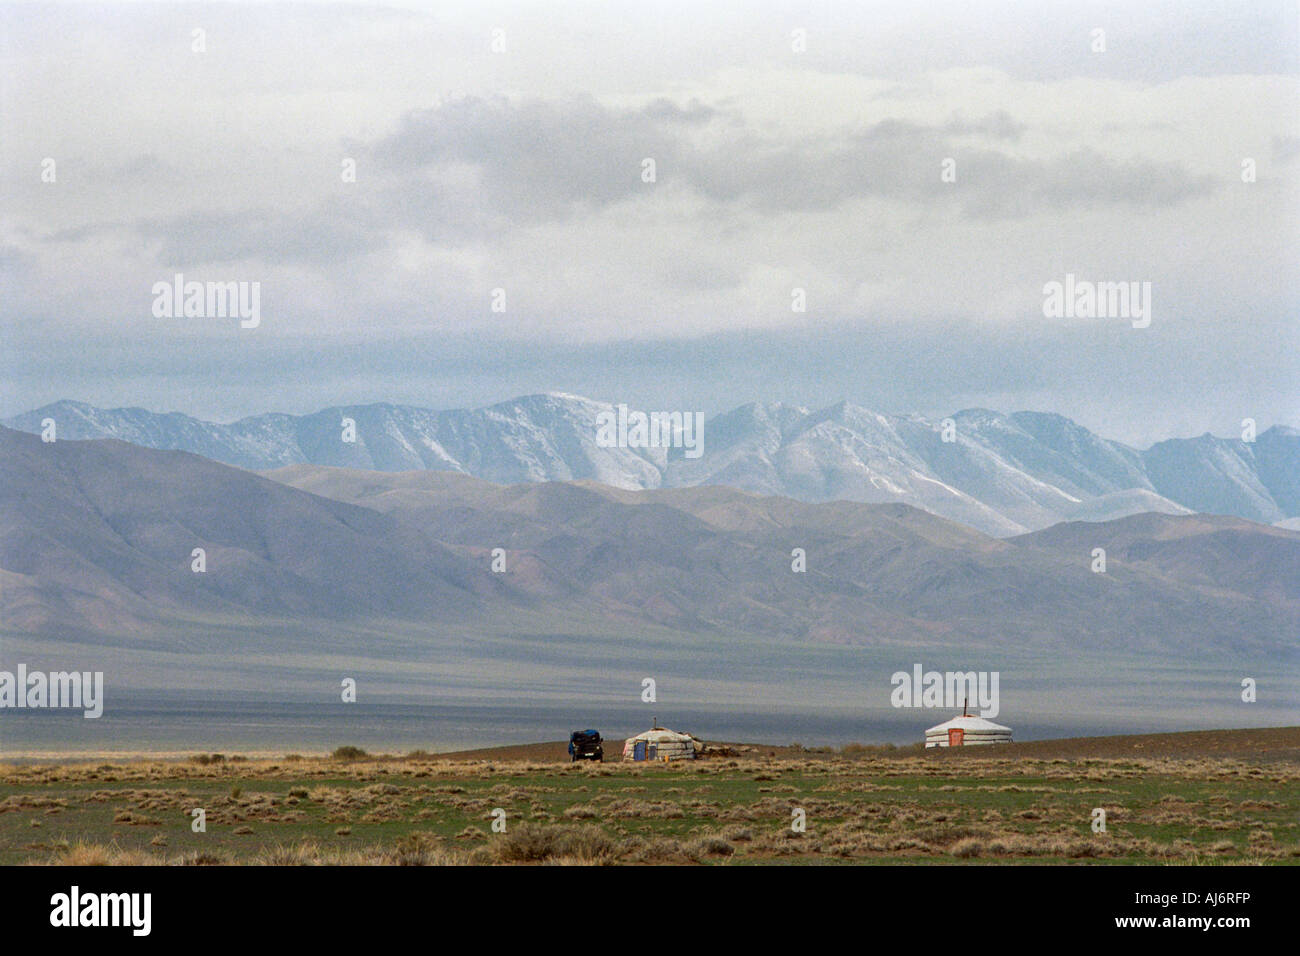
[924,700,1012,748]
[622,725,700,762]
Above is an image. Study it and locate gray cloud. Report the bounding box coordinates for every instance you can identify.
[374,95,718,220]
[954,148,1220,218]
[146,205,384,268]
[360,96,1222,230]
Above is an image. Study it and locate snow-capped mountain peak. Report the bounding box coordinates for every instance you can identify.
[5,394,1295,536]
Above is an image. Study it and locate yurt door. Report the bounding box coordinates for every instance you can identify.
[948,728,965,746]
[647,743,658,760]
[634,740,647,760]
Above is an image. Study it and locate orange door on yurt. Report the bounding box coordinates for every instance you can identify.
[948,728,964,746]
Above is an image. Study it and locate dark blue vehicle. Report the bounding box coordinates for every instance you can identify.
[568,729,603,762]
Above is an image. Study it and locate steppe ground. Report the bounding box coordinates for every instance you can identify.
[1,728,1296,866]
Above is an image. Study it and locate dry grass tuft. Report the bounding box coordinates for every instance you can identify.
[490,824,618,865]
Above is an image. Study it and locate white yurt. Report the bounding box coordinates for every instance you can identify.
[924,713,1013,748]
[622,727,699,762]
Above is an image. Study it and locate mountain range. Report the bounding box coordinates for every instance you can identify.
[2,425,1295,656]
[6,395,1296,537]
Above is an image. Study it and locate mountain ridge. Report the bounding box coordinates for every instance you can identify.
[2,427,1296,656]
[6,394,1296,537]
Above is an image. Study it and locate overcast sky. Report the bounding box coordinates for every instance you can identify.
[1,0,1296,445]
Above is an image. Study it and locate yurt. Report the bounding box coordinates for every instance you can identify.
[924,713,1012,748]
[622,726,699,762]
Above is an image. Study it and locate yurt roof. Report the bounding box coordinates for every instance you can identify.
[626,727,695,744]
[925,714,1011,735]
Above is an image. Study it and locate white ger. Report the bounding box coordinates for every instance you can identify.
[622,726,700,762]
[925,701,1012,748]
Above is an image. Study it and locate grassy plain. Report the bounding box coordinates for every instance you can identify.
[2,729,1296,866]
